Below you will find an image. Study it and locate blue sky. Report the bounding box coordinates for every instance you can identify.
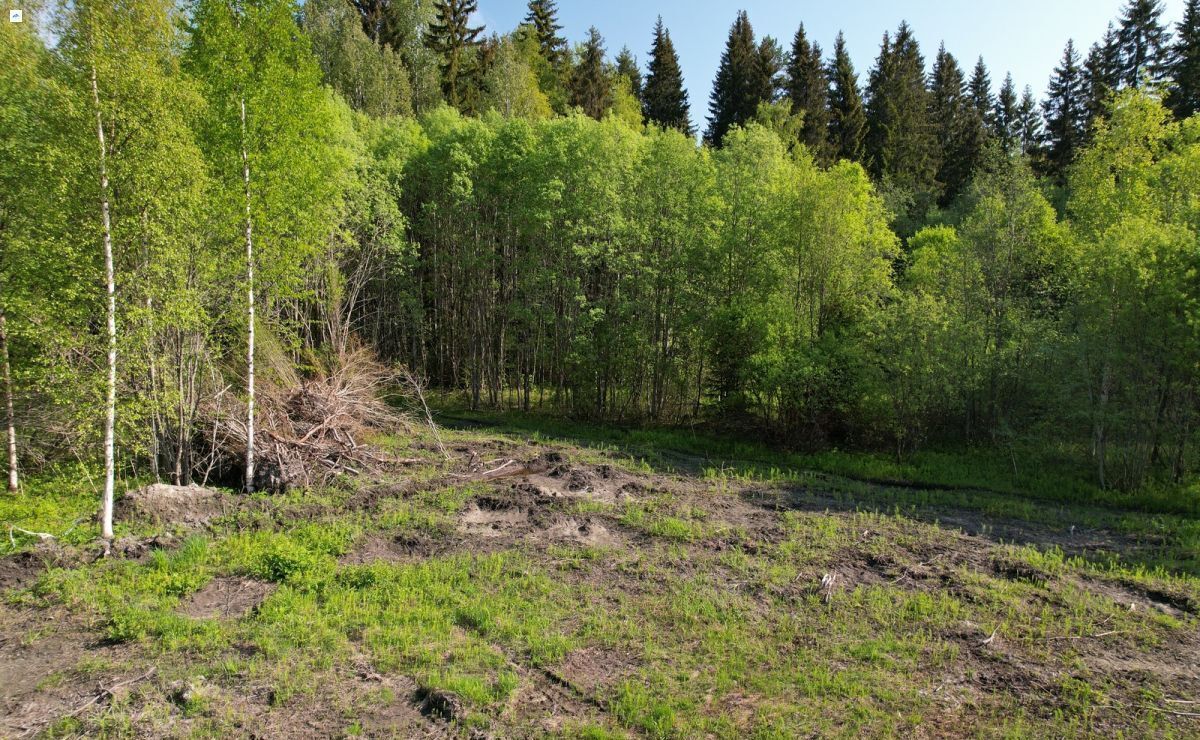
[475,0,1187,123]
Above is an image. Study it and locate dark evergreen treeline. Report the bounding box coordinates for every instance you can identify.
[4,0,1200,501]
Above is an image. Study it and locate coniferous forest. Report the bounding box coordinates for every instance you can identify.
[3,2,1200,735]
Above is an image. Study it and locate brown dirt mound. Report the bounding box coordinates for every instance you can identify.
[459,496,531,538]
[179,577,274,619]
[0,542,76,593]
[115,484,231,529]
[551,647,638,696]
[522,461,642,504]
[541,518,621,547]
[456,486,627,549]
[340,533,447,565]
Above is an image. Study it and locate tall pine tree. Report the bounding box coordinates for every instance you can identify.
[706,11,765,146]
[1084,24,1121,127]
[968,57,995,127]
[865,23,937,199]
[929,44,973,200]
[994,73,1020,151]
[1043,40,1088,181]
[426,0,484,110]
[1169,0,1200,118]
[827,32,866,162]
[1116,0,1172,88]
[643,17,691,133]
[615,46,642,99]
[524,0,566,68]
[570,26,611,119]
[1017,85,1042,158]
[787,25,832,163]
[757,36,787,102]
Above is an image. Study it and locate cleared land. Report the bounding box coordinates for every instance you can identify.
[0,417,1197,738]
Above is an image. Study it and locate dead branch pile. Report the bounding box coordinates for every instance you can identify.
[209,345,411,492]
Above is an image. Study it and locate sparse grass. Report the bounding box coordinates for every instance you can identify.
[435,406,1200,517]
[1,418,1198,738]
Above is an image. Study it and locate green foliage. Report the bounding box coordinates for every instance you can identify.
[1043,40,1088,182]
[303,0,413,118]
[7,0,1200,526]
[480,34,551,119]
[1170,0,1200,118]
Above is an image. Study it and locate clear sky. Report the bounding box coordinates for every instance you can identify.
[475,0,1187,124]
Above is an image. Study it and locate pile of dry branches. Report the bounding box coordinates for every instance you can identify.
[209,345,411,492]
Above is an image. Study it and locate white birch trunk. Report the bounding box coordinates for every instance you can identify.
[241,97,256,494]
[1,307,17,492]
[92,65,116,539]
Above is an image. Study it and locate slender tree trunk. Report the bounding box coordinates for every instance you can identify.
[92,65,116,540]
[146,300,160,483]
[1,307,17,493]
[241,97,256,494]
[1095,361,1111,490]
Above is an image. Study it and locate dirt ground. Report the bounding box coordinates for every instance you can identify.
[1,432,1198,738]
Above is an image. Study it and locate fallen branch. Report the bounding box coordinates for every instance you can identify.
[479,459,516,477]
[7,524,56,547]
[1044,630,1125,641]
[69,666,157,718]
[1096,701,1200,718]
[400,367,450,463]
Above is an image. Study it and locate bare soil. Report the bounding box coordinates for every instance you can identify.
[178,576,275,619]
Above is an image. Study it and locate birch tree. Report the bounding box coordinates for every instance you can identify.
[62,0,210,535]
[186,0,351,491]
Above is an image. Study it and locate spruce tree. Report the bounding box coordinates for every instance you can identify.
[758,36,787,102]
[1169,0,1200,118]
[426,0,484,110]
[615,46,642,99]
[1043,39,1088,181]
[351,1,442,111]
[524,0,566,68]
[787,25,832,163]
[865,23,937,196]
[929,44,972,200]
[1018,85,1042,158]
[1084,25,1121,127]
[956,57,994,182]
[994,73,1020,151]
[968,57,995,126]
[570,26,611,119]
[351,0,426,50]
[1116,0,1172,88]
[827,32,866,162]
[706,11,764,146]
[643,17,691,133]
[865,31,892,173]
